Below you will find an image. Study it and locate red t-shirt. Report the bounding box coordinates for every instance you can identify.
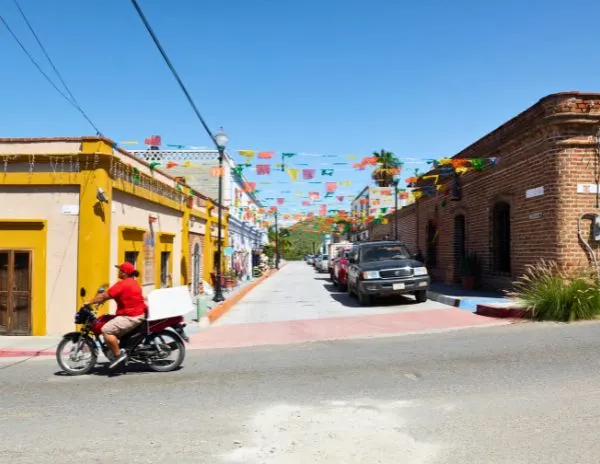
[107,278,147,317]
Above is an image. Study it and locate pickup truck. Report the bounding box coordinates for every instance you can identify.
[346,241,430,306]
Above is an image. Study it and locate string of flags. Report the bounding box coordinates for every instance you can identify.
[118,135,501,234]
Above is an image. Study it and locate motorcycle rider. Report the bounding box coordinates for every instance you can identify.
[84,262,148,369]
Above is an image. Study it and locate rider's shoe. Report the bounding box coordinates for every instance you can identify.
[109,349,127,369]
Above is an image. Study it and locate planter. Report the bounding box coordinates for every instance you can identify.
[224,278,236,289]
[461,275,475,290]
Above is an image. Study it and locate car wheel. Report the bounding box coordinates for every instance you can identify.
[414,290,427,303]
[358,288,372,306]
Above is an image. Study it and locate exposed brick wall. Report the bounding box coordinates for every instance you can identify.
[366,93,600,291]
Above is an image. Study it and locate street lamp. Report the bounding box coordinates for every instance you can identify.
[392,177,400,241]
[213,127,228,302]
[274,209,280,269]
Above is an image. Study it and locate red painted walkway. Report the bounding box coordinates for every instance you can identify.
[187,307,510,350]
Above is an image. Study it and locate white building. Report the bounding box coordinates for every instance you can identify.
[130,147,267,282]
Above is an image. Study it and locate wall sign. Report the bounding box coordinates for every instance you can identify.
[525,186,544,199]
[577,184,599,194]
[529,212,543,220]
[61,205,79,215]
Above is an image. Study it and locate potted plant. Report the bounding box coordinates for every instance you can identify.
[224,269,236,289]
[459,253,480,290]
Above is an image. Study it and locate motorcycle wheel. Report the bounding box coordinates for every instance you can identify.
[56,336,97,376]
[145,330,186,373]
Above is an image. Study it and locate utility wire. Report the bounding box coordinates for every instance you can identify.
[0,10,102,135]
[12,0,79,106]
[130,0,218,147]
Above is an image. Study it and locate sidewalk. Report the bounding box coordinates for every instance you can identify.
[1,267,282,358]
[0,335,60,357]
[427,283,510,311]
[427,283,528,318]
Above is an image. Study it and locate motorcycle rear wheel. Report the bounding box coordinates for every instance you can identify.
[56,336,97,376]
[146,330,186,373]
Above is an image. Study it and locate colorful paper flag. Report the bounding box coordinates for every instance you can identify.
[211,166,225,177]
[302,169,316,180]
[238,150,255,158]
[256,164,271,175]
[258,151,274,159]
[287,168,299,181]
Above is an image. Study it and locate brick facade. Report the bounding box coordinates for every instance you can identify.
[369,92,600,291]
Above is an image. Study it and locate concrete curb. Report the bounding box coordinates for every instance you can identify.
[427,290,461,307]
[206,265,285,324]
[476,303,533,319]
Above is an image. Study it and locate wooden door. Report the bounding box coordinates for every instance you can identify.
[0,250,32,335]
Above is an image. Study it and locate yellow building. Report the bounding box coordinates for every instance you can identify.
[0,137,228,336]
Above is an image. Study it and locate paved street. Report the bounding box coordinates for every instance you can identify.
[3,321,600,463]
[188,261,508,349]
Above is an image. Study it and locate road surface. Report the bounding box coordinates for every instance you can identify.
[2,321,600,463]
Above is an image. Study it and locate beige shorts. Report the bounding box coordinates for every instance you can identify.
[102,315,145,337]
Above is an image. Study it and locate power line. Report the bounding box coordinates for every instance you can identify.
[129,0,218,147]
[0,9,102,135]
[12,0,79,106]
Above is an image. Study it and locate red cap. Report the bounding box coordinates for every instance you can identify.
[116,262,136,275]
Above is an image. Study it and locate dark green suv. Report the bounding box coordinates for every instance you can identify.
[346,241,430,306]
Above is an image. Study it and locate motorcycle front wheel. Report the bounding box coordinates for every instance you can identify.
[145,330,186,373]
[56,336,97,376]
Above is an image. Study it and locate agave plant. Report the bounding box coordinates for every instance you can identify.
[371,149,402,187]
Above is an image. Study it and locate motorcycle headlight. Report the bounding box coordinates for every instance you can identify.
[361,271,380,280]
[413,267,428,276]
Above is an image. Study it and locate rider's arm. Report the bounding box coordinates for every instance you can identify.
[85,291,111,306]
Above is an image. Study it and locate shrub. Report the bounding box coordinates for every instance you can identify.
[506,260,600,322]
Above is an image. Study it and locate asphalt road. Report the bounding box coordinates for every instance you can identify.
[3,321,600,463]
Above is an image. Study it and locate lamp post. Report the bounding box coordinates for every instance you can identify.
[392,178,399,241]
[274,209,280,269]
[213,128,228,302]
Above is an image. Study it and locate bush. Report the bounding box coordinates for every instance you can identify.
[507,260,600,322]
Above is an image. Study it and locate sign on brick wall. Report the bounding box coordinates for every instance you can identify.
[525,186,544,198]
[577,184,599,194]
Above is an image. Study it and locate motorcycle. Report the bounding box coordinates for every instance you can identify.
[56,287,189,376]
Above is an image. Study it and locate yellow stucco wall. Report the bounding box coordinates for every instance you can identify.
[0,137,228,335]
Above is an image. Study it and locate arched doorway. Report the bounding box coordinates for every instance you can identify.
[453,214,466,282]
[192,243,201,296]
[426,220,437,268]
[492,202,511,273]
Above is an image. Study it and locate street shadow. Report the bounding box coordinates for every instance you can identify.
[53,362,183,378]
[321,279,418,308]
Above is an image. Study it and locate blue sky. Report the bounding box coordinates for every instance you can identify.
[2,0,600,217]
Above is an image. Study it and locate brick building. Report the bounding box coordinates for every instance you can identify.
[369,92,600,290]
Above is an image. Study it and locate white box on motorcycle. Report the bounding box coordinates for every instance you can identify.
[146,286,194,321]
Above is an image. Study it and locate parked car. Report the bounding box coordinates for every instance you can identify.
[313,254,322,268]
[306,255,314,265]
[346,241,429,306]
[332,247,352,290]
[316,254,329,273]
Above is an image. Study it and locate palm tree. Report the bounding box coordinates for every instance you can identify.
[371,149,402,187]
